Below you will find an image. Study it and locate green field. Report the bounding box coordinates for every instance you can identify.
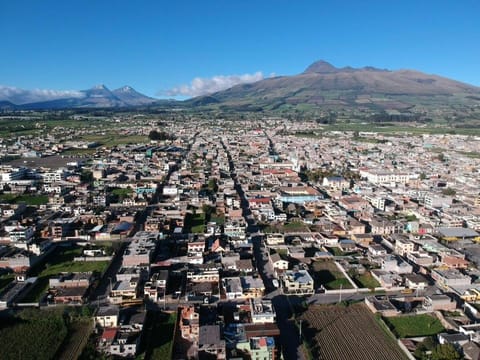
[384,314,445,338]
[23,245,110,302]
[0,309,68,360]
[0,194,48,205]
[296,123,480,136]
[352,273,380,289]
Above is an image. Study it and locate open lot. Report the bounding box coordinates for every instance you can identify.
[311,260,353,290]
[23,245,110,302]
[351,272,380,289]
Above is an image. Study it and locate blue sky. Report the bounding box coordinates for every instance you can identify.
[1,0,479,99]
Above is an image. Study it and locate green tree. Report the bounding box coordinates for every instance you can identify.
[431,344,461,360]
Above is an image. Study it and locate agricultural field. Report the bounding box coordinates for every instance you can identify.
[0,308,68,360]
[384,314,445,338]
[300,303,408,360]
[311,260,353,290]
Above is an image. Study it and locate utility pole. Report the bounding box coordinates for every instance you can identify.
[299,319,303,342]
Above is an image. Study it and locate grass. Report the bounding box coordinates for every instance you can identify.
[79,134,148,147]
[384,314,445,338]
[144,311,177,360]
[210,214,225,225]
[326,246,344,256]
[184,212,206,233]
[0,194,48,205]
[23,245,110,302]
[352,273,380,289]
[283,221,310,232]
[312,260,353,290]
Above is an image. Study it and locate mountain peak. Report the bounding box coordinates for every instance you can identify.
[92,84,109,90]
[119,85,134,92]
[303,60,338,74]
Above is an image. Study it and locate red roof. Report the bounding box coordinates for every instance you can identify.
[102,327,118,340]
[249,198,271,204]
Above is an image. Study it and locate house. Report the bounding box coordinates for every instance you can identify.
[250,298,276,324]
[381,256,413,274]
[236,337,276,360]
[269,253,289,272]
[198,325,226,360]
[94,305,120,328]
[282,269,314,295]
[394,238,414,256]
[365,296,400,316]
[441,255,469,269]
[236,259,255,274]
[403,273,428,290]
[187,240,205,256]
[431,269,472,289]
[368,244,387,257]
[438,333,470,347]
[240,276,265,298]
[223,277,244,300]
[287,246,305,259]
[339,239,356,252]
[265,233,284,246]
[322,176,349,190]
[423,294,457,312]
[179,306,199,342]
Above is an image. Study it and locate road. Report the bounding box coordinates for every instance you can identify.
[223,139,306,360]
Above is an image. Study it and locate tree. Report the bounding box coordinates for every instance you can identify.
[148,129,175,141]
[442,188,456,196]
[431,343,461,360]
[420,172,427,180]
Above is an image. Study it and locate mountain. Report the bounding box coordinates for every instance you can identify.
[1,85,156,109]
[112,86,157,106]
[0,100,18,111]
[188,60,480,115]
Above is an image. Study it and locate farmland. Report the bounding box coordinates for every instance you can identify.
[300,303,408,360]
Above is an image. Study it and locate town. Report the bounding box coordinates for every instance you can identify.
[1,114,480,360]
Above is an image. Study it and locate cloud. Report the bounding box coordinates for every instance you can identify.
[0,85,85,104]
[165,71,264,97]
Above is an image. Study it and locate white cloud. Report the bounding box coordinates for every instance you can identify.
[0,85,85,104]
[165,71,264,97]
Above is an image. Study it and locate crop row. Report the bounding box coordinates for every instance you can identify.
[300,304,407,360]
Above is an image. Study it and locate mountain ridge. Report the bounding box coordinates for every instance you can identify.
[0,85,156,109]
[187,60,480,114]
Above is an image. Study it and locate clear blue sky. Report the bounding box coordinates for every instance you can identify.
[1,0,479,98]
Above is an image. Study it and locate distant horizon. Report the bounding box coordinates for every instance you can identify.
[1,1,479,100]
[1,58,480,104]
